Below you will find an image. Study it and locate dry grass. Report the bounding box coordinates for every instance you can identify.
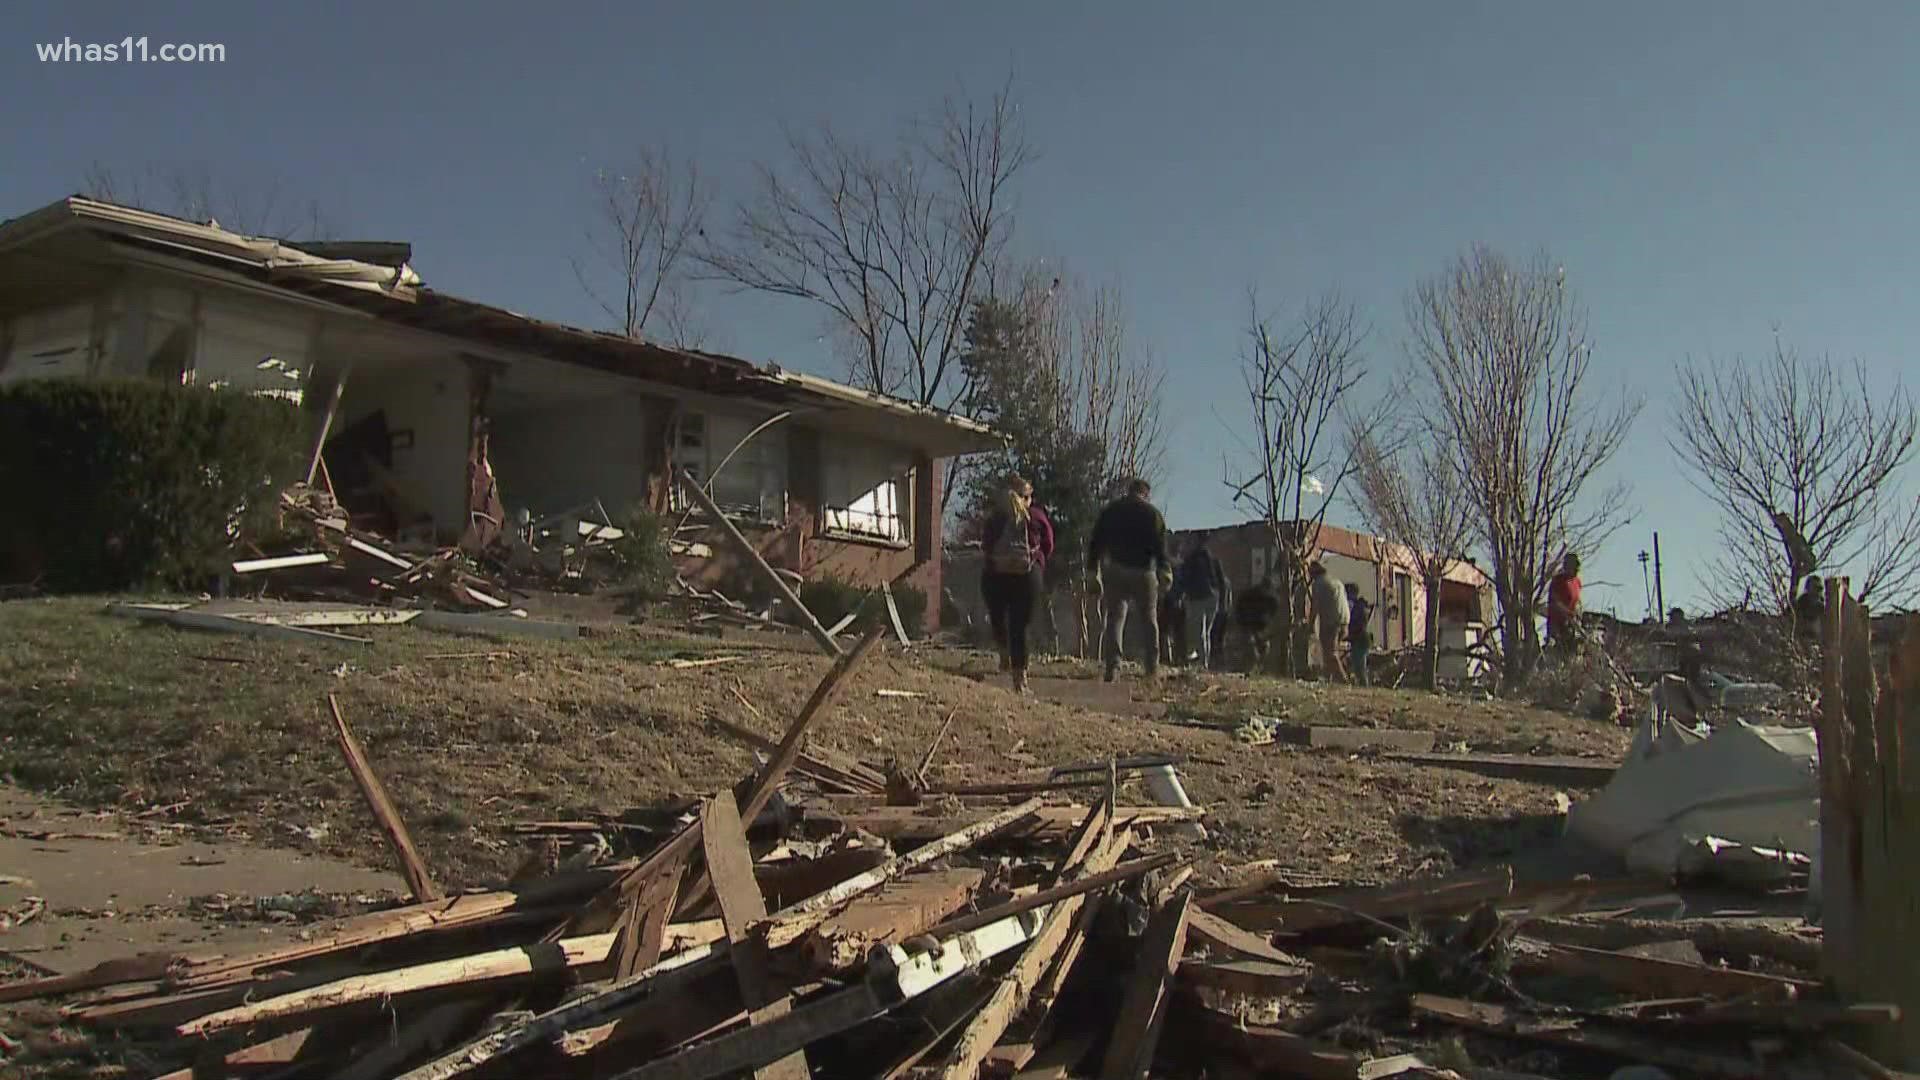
[0,598,1632,891]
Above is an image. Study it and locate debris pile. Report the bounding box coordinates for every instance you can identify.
[2,632,1895,1080]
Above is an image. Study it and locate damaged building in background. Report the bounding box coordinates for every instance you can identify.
[0,197,1001,628]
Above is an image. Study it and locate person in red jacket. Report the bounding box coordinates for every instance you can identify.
[1546,553,1583,656]
[980,476,1055,693]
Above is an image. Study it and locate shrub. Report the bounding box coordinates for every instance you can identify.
[797,575,928,636]
[0,378,306,592]
[607,503,676,603]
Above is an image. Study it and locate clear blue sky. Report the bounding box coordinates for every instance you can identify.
[7,2,1918,617]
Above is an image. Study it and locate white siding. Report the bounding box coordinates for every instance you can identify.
[1,303,95,383]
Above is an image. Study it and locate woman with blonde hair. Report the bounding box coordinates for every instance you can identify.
[980,475,1054,693]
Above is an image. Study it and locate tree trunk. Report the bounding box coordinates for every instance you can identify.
[1817,577,1920,1068]
[1422,574,1442,691]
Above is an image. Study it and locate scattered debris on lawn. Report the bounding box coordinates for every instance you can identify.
[2,626,1889,1080]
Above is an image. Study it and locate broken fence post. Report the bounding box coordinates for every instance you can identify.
[326,693,441,902]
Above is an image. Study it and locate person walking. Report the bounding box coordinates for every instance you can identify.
[1235,574,1279,663]
[1175,537,1227,669]
[1307,561,1350,682]
[1088,478,1172,683]
[1344,582,1375,686]
[980,476,1054,694]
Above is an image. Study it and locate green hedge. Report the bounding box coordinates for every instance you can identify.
[0,378,307,592]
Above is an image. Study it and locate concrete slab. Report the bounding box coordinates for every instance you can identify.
[1024,677,1169,719]
[0,786,401,974]
[1301,726,1437,753]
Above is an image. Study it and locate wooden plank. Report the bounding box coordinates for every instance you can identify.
[702,794,809,1080]
[177,933,620,1036]
[915,709,958,784]
[804,868,985,972]
[1384,750,1616,786]
[1175,999,1364,1080]
[1008,829,1142,1075]
[612,861,685,978]
[148,1026,329,1080]
[1303,726,1437,753]
[762,798,1045,949]
[107,604,372,644]
[1219,864,1513,936]
[1515,939,1816,1000]
[1519,915,1824,971]
[1177,957,1313,997]
[1100,891,1193,1080]
[927,777,1114,798]
[163,865,621,990]
[1186,908,1311,966]
[677,468,841,657]
[705,712,888,794]
[927,814,1133,1080]
[232,552,332,573]
[814,804,1204,844]
[327,693,440,902]
[927,853,1179,939]
[1409,993,1765,1078]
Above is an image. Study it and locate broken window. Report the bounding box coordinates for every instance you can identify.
[673,409,788,523]
[821,439,911,544]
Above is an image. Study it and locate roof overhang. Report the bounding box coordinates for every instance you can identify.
[0,195,1005,459]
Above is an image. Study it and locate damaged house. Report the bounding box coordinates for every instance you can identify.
[0,197,1000,627]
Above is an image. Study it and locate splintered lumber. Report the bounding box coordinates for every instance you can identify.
[814,804,1203,844]
[929,853,1179,939]
[1384,750,1616,786]
[916,709,958,784]
[741,623,886,824]
[327,693,440,902]
[149,1027,326,1080]
[1187,908,1311,966]
[615,907,1055,1080]
[677,468,841,657]
[702,795,809,1080]
[1100,891,1194,1080]
[335,1002,491,1080]
[1515,939,1817,1000]
[762,798,1045,949]
[756,847,892,910]
[1409,993,1766,1078]
[880,975,999,1079]
[928,804,1130,1080]
[613,862,686,978]
[927,777,1114,797]
[1519,914,1823,972]
[168,864,624,991]
[804,868,986,971]
[393,942,727,1080]
[1178,957,1314,997]
[108,604,372,644]
[0,953,174,1004]
[1224,864,1514,936]
[171,922,714,1037]
[705,712,888,794]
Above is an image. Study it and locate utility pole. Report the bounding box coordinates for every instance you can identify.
[1637,550,1653,621]
[1652,532,1667,621]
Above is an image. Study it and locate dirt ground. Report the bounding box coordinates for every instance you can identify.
[0,597,1632,894]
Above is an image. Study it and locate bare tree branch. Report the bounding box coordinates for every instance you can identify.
[1408,246,1640,685]
[701,77,1031,435]
[573,148,712,344]
[1669,342,1920,610]
[1224,290,1384,674]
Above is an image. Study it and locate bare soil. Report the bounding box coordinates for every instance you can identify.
[0,598,1631,892]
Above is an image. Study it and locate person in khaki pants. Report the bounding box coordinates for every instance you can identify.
[1088,478,1172,683]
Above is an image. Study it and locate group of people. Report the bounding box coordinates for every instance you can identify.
[976,477,1391,690]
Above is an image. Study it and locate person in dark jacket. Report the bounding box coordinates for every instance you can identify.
[1344,582,1375,686]
[1088,478,1171,683]
[1174,537,1228,669]
[980,476,1054,693]
[1235,575,1279,663]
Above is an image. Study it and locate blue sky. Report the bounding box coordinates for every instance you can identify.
[6,2,1918,617]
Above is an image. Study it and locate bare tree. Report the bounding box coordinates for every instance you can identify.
[82,163,332,239]
[1409,246,1640,686]
[573,148,712,346]
[702,79,1030,468]
[1670,342,1920,611]
[1225,291,1381,675]
[1019,268,1167,487]
[1348,409,1478,689]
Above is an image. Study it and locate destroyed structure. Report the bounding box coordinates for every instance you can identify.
[0,196,1003,628]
